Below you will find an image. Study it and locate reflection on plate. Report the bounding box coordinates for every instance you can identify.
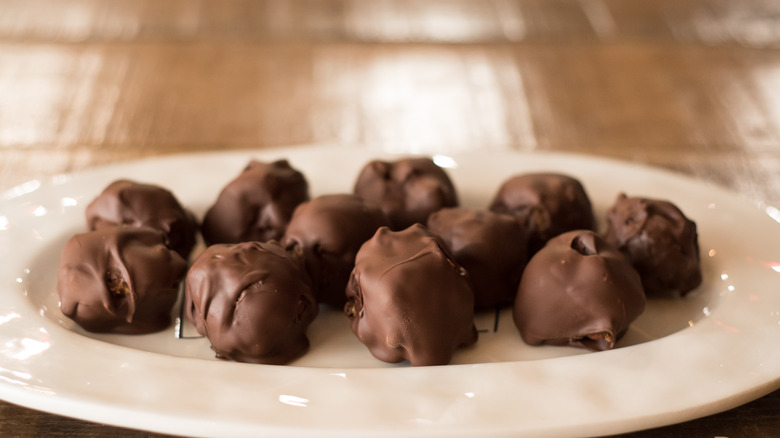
[0,146,778,437]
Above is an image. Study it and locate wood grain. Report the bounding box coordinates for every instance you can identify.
[2,42,780,202]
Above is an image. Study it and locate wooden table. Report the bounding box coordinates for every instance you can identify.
[0,1,778,436]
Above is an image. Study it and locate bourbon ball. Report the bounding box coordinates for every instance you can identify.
[281,194,391,308]
[202,160,309,245]
[345,224,477,366]
[353,157,458,230]
[427,208,528,310]
[490,173,594,255]
[186,241,317,365]
[86,180,198,258]
[604,193,702,297]
[57,226,188,334]
[513,230,645,351]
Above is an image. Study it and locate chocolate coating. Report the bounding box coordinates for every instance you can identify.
[427,208,528,310]
[186,241,317,365]
[513,230,645,351]
[345,224,477,366]
[57,226,188,334]
[281,194,391,308]
[353,157,458,230]
[604,193,702,297]
[85,180,198,258]
[489,173,595,255]
[202,160,309,245]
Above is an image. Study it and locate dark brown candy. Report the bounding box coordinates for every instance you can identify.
[353,157,458,230]
[427,208,528,310]
[85,180,198,258]
[202,160,309,245]
[344,224,477,366]
[57,226,188,334]
[489,173,595,255]
[513,230,645,351]
[281,194,391,308]
[186,241,317,365]
[604,193,702,297]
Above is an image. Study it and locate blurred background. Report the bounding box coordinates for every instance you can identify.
[1,0,780,205]
[0,1,778,437]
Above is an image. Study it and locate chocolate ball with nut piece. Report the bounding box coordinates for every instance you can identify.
[513,230,645,351]
[604,193,702,297]
[57,226,188,334]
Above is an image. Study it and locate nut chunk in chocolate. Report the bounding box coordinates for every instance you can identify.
[427,208,528,310]
[282,194,391,308]
[57,227,188,334]
[202,160,309,245]
[85,180,198,258]
[353,157,458,230]
[513,230,645,351]
[345,224,477,366]
[604,193,702,297]
[489,173,595,255]
[186,241,317,365]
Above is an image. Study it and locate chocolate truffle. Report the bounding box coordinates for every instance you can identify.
[202,160,309,245]
[353,157,458,230]
[427,208,528,310]
[57,226,188,334]
[85,180,198,258]
[489,173,595,255]
[345,224,478,366]
[281,194,391,308]
[604,193,702,297]
[513,230,645,351]
[186,241,317,365]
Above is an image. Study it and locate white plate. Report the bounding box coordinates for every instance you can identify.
[0,146,778,437]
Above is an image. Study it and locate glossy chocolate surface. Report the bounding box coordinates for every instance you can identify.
[281,194,390,308]
[85,179,198,258]
[202,160,309,245]
[186,241,317,365]
[353,157,458,230]
[427,207,527,310]
[57,226,188,334]
[489,173,594,255]
[604,193,702,297]
[513,230,645,351]
[345,224,477,366]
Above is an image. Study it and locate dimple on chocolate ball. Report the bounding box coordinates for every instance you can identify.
[604,193,702,297]
[344,224,477,366]
[57,226,188,334]
[489,173,595,255]
[85,180,198,258]
[281,194,391,308]
[186,240,318,365]
[427,207,528,310]
[353,157,458,230]
[202,160,309,245]
[513,230,645,351]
